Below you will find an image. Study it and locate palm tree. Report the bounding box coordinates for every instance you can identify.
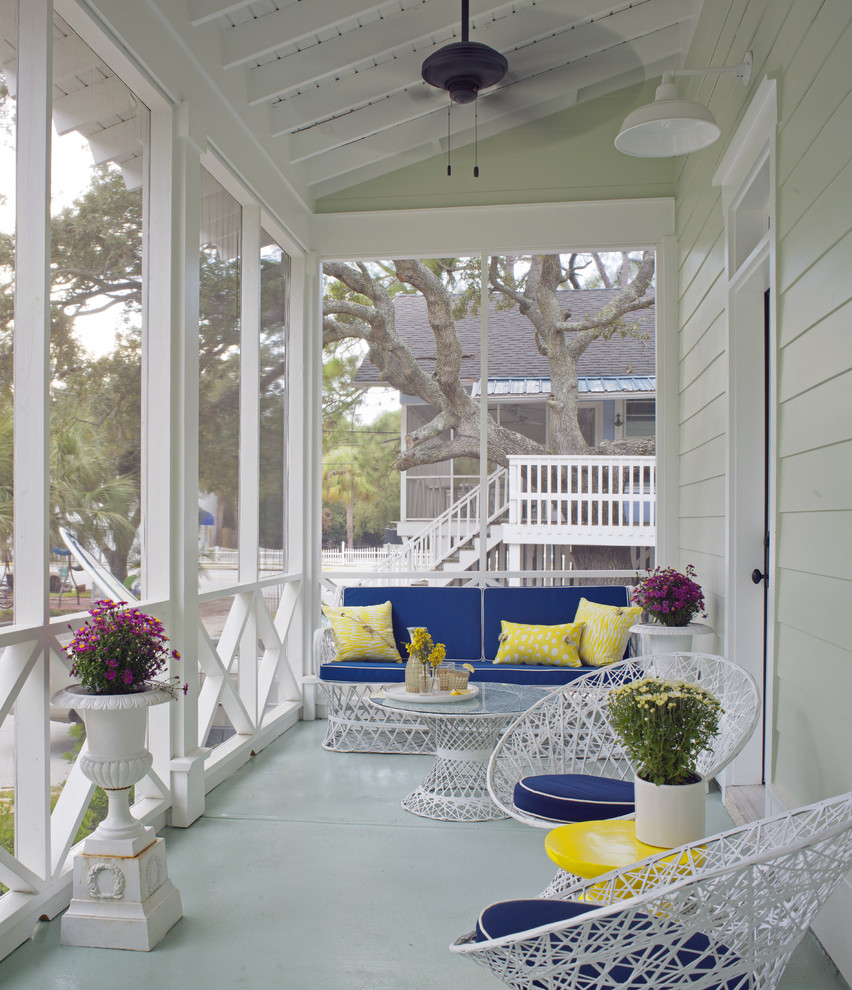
[322,444,377,550]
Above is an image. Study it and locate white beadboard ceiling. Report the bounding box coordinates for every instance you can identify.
[186,0,704,199]
[0,0,703,205]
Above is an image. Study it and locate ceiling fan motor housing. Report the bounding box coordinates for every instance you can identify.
[421,42,508,104]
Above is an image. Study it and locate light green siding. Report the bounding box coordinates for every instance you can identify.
[676,0,852,808]
[315,82,674,213]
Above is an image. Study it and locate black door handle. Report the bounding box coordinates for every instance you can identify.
[751,568,767,585]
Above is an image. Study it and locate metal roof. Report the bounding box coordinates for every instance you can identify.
[471,376,656,397]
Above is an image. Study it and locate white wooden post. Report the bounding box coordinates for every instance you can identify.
[293,251,319,716]
[239,204,260,724]
[14,0,52,881]
[141,104,178,803]
[166,103,206,828]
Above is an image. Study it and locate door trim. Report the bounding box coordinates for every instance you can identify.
[714,77,778,788]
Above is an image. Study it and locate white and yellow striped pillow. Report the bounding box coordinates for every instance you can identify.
[493,620,585,667]
[575,598,641,667]
[322,600,402,662]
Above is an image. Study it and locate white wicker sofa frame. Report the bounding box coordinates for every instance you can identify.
[451,790,852,990]
[487,653,761,829]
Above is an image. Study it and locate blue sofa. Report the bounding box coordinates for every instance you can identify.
[315,584,633,753]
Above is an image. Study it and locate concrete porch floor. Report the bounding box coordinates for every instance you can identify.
[0,719,849,990]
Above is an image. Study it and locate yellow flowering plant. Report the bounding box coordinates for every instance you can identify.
[405,627,446,669]
[606,677,723,786]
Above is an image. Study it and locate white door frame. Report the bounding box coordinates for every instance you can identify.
[714,78,778,789]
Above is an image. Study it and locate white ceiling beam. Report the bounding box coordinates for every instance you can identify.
[278,0,687,144]
[189,0,253,29]
[1,33,102,98]
[246,0,473,105]
[304,26,682,191]
[220,0,394,70]
[52,76,137,135]
[86,118,142,164]
[52,33,103,83]
[267,10,538,134]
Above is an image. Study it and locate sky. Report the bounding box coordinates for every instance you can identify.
[0,122,134,356]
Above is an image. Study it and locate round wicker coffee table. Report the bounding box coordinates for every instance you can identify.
[370,682,551,822]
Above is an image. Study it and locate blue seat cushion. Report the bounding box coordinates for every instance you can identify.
[475,900,747,989]
[476,898,594,941]
[318,660,597,685]
[513,773,635,823]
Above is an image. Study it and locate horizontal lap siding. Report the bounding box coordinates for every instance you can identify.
[678,0,852,810]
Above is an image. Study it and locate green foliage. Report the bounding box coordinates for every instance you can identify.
[322,409,400,546]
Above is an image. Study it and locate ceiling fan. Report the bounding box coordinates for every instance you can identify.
[421,0,508,105]
[420,0,509,175]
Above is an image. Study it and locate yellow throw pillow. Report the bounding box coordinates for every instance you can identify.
[575,598,642,667]
[493,620,585,667]
[322,601,402,662]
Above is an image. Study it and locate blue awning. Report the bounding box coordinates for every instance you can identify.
[199,509,215,526]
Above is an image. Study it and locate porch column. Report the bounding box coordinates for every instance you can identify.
[164,102,206,827]
[13,0,52,881]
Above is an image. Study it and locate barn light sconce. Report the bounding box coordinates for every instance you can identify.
[615,53,752,157]
[614,413,623,427]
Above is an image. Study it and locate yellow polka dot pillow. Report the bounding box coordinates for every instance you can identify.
[493,620,585,667]
[322,600,402,662]
[575,598,641,667]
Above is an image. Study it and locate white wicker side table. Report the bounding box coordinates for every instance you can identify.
[370,683,551,822]
[629,621,714,656]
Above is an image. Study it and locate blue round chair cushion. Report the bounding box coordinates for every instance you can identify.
[513,773,635,823]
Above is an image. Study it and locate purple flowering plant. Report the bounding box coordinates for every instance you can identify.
[66,600,187,696]
[632,564,707,628]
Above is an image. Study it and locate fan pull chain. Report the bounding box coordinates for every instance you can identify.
[447,101,452,176]
[474,95,479,177]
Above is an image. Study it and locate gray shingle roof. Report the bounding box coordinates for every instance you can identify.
[352,287,655,386]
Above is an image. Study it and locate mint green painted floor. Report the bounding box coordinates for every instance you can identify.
[0,719,848,989]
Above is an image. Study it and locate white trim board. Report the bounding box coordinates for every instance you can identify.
[310,198,675,260]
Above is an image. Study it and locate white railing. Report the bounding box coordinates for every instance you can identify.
[504,455,656,546]
[377,467,510,573]
[321,546,389,568]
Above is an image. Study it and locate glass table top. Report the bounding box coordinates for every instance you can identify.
[371,682,551,716]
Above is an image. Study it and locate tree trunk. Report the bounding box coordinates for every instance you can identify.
[345,500,355,550]
[570,544,635,580]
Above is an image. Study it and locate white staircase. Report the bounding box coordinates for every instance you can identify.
[376,468,509,581]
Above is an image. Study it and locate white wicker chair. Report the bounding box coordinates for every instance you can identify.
[487,653,761,829]
[452,791,852,990]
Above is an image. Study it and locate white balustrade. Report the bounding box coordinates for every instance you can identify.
[505,455,656,546]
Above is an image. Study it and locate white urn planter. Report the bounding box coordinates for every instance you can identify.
[634,773,706,848]
[51,685,183,951]
[53,685,170,856]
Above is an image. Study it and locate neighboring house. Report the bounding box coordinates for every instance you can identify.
[353,288,656,537]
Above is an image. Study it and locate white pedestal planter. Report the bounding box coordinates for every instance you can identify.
[51,686,183,950]
[634,773,706,848]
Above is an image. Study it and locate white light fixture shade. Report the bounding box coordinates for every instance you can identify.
[615,80,721,158]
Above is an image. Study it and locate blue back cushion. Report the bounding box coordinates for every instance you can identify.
[482,586,630,661]
[342,586,482,661]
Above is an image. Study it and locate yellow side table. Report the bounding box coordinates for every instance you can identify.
[545,819,668,879]
[544,819,702,901]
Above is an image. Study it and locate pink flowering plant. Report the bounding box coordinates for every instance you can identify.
[632,564,707,627]
[66,600,186,696]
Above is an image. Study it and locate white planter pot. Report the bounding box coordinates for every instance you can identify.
[51,685,172,856]
[634,773,706,848]
[648,631,694,654]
